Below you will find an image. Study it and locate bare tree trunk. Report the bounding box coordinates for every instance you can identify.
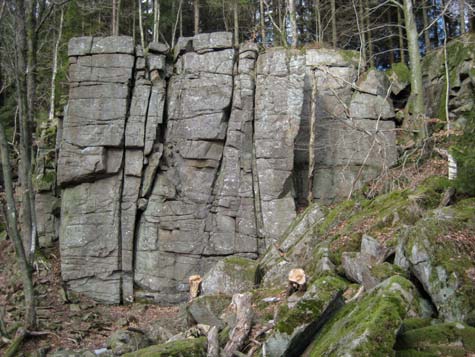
[307,71,317,205]
[331,0,337,48]
[194,0,200,35]
[112,0,117,35]
[288,0,298,48]
[388,11,395,64]
[132,0,136,41]
[138,0,145,49]
[153,0,160,42]
[365,0,374,67]
[180,0,183,37]
[223,293,253,356]
[0,121,36,330]
[172,0,183,48]
[48,7,64,122]
[260,0,266,45]
[315,0,321,43]
[358,0,367,66]
[402,0,428,138]
[397,5,405,63]
[116,0,121,35]
[459,0,466,34]
[26,0,38,263]
[422,0,431,51]
[233,0,239,47]
[16,0,38,264]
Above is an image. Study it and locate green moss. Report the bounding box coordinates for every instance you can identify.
[276,276,347,335]
[33,170,56,191]
[308,276,417,356]
[123,337,207,357]
[402,199,475,321]
[388,62,411,84]
[338,49,360,66]
[222,257,258,283]
[371,262,407,281]
[395,322,475,352]
[316,200,356,236]
[398,318,434,334]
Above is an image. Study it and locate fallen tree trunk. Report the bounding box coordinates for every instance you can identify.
[4,328,27,357]
[223,293,253,356]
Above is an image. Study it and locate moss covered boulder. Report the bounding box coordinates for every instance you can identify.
[395,322,475,356]
[187,294,231,328]
[264,275,347,357]
[106,329,150,355]
[122,337,207,357]
[307,276,423,356]
[397,199,475,323]
[201,257,258,295]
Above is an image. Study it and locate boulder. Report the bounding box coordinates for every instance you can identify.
[341,235,398,289]
[106,330,150,356]
[307,276,424,356]
[187,294,232,329]
[349,92,395,119]
[122,337,207,357]
[357,68,391,96]
[264,276,347,357]
[201,257,258,295]
[395,322,475,355]
[397,199,475,323]
[148,42,170,54]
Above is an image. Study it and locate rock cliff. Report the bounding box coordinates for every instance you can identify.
[57,33,397,304]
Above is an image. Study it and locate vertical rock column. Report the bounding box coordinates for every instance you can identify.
[254,49,305,246]
[206,43,261,257]
[58,37,135,303]
[134,33,237,304]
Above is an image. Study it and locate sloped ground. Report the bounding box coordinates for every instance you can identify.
[0,243,180,355]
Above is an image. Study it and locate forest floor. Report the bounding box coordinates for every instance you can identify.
[0,242,180,355]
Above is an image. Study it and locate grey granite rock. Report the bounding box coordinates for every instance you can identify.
[58,36,399,304]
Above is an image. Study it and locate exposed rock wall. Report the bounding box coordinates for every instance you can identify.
[58,33,397,304]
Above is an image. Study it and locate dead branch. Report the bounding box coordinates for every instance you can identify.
[224,293,253,356]
[207,326,219,357]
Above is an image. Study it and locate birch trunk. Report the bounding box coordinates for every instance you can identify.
[260,0,266,44]
[289,0,298,48]
[233,0,239,47]
[307,71,317,204]
[402,0,428,138]
[48,8,64,122]
[138,0,145,49]
[194,0,200,35]
[331,0,337,48]
[153,0,160,43]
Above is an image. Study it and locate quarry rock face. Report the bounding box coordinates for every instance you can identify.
[58,34,397,304]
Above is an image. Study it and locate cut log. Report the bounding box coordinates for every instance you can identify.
[189,275,203,301]
[223,293,253,356]
[286,268,307,296]
[207,325,219,357]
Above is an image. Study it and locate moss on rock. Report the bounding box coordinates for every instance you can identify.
[275,276,347,335]
[395,322,475,355]
[401,198,475,323]
[123,337,207,357]
[308,276,421,356]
